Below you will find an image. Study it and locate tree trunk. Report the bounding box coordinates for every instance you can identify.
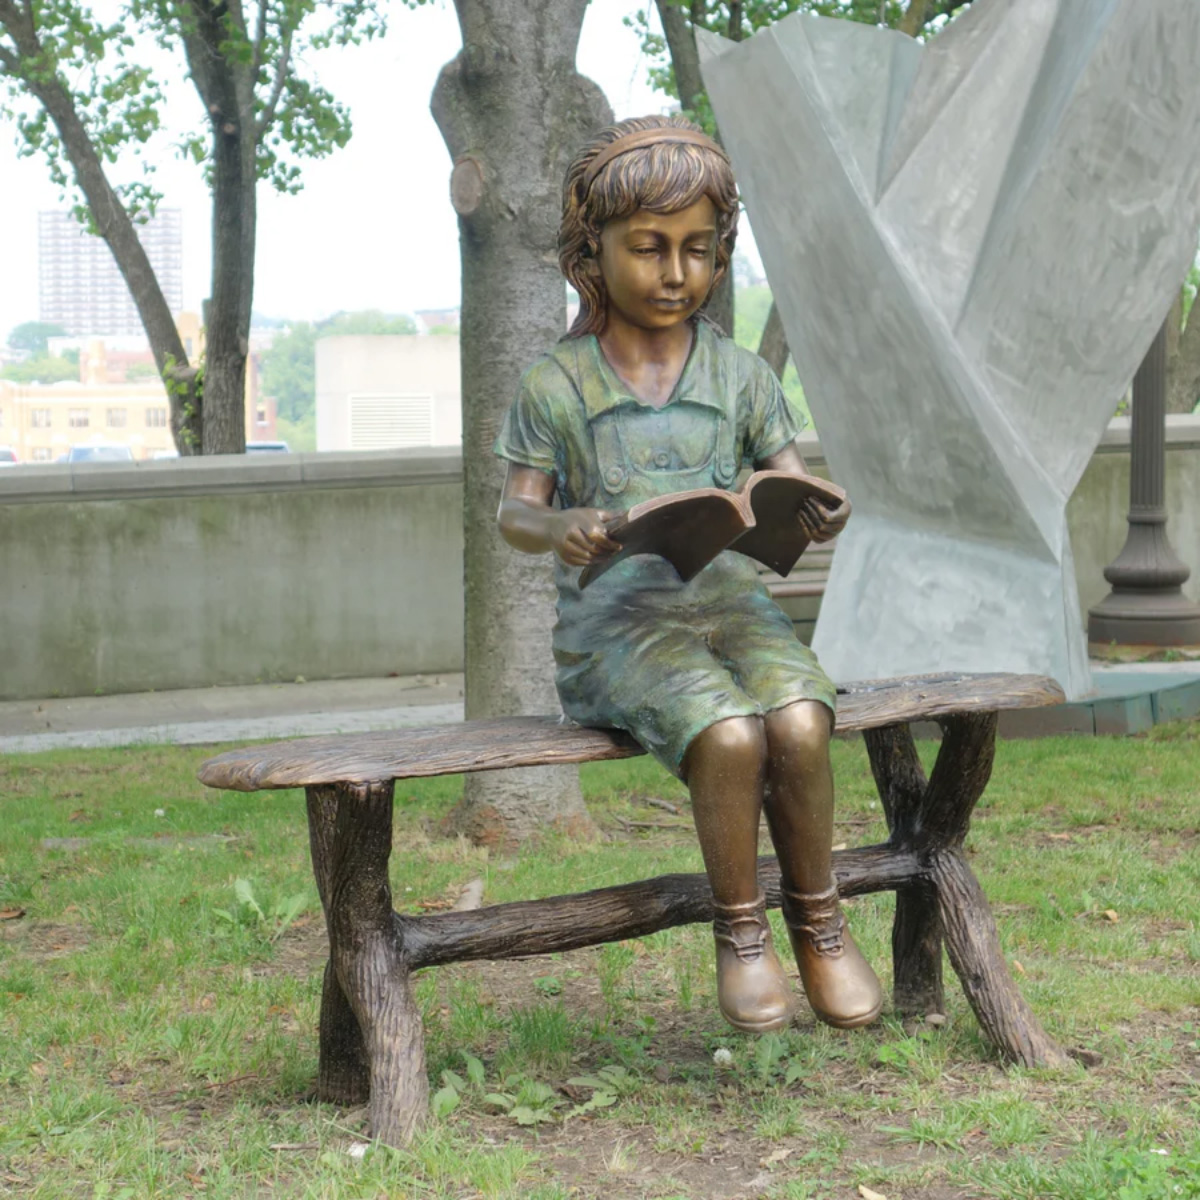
[431,0,612,846]
[198,94,254,455]
[1167,291,1200,414]
[653,0,734,335]
[179,7,255,456]
[757,299,790,379]
[9,32,203,450]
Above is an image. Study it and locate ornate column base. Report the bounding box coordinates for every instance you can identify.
[1088,512,1200,649]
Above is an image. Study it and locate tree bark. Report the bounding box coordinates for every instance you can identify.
[1166,292,1200,414]
[0,2,204,450]
[652,0,734,334]
[757,299,790,379]
[179,0,255,455]
[431,0,612,845]
[2,0,265,455]
[900,0,930,37]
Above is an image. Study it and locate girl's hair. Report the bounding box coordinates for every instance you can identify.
[559,114,739,338]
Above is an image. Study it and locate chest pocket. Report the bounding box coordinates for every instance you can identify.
[592,402,738,498]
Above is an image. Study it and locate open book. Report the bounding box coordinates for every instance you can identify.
[579,470,847,589]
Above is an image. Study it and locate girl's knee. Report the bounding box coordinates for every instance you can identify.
[764,700,833,761]
[684,715,767,778]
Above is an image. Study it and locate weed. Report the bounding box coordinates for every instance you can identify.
[212,877,309,943]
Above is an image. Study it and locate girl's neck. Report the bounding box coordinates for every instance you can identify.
[597,317,695,409]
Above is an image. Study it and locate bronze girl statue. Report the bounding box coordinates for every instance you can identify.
[494,114,883,1034]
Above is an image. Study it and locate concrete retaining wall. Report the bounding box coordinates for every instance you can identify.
[0,418,1196,701]
[0,451,464,700]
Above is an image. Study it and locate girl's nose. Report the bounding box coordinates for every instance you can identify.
[662,252,686,286]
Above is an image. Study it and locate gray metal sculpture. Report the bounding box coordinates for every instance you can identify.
[698,0,1200,698]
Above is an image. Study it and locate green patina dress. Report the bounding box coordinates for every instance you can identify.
[494,320,837,778]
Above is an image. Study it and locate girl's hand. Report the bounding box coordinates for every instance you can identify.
[798,496,851,543]
[551,508,622,566]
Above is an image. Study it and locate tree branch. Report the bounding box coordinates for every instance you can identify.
[255,21,292,140]
[757,298,790,380]
[0,0,35,52]
[726,0,742,42]
[251,0,268,79]
[899,0,929,37]
[655,0,704,113]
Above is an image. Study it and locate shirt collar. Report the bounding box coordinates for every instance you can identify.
[557,321,726,420]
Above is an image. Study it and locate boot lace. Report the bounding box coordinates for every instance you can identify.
[713,907,768,963]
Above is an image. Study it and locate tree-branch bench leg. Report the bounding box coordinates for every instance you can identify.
[307,787,369,1104]
[932,848,1070,1068]
[865,714,1068,1067]
[863,724,944,1016]
[306,782,428,1142]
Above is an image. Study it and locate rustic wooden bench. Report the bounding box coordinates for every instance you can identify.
[198,671,1069,1146]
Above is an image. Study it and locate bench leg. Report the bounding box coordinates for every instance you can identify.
[308,787,370,1104]
[306,782,428,1144]
[863,725,944,1016]
[864,715,1068,1067]
[932,849,1070,1068]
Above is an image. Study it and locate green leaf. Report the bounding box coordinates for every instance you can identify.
[510,1105,553,1126]
[233,878,265,921]
[482,1093,514,1110]
[440,1069,466,1093]
[523,1081,555,1105]
[462,1052,485,1087]
[430,1085,459,1118]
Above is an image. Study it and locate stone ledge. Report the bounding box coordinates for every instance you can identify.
[0,446,464,504]
[1096,413,1200,452]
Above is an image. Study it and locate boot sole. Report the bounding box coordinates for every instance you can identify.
[812,998,883,1030]
[721,1009,796,1034]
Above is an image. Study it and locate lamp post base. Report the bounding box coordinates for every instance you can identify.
[1088,589,1200,649]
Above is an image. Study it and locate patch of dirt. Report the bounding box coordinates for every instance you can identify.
[0,918,92,960]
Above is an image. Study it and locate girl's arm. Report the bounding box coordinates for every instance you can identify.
[757,441,851,544]
[497,463,622,567]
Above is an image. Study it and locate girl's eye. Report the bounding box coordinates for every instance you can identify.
[689,245,712,257]
[633,246,658,256]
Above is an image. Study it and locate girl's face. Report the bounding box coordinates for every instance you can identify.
[592,197,718,335]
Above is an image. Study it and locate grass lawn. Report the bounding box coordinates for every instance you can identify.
[1,721,1199,1199]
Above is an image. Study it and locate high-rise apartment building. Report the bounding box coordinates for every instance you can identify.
[38,209,183,337]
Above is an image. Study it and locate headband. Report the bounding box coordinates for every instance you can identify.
[582,128,730,191]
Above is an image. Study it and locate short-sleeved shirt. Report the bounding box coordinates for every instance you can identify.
[494,320,837,776]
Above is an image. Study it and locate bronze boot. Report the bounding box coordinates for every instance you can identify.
[782,881,883,1029]
[712,893,796,1034]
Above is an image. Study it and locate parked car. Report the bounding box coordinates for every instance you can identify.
[66,444,135,463]
[0,446,18,466]
[245,440,290,454]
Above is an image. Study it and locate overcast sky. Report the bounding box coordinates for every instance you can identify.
[0,1,692,340]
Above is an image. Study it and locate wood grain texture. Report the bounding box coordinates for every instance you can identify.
[198,672,1064,791]
[319,782,429,1143]
[306,787,369,1105]
[932,849,1071,1068]
[863,722,946,1015]
[401,845,919,969]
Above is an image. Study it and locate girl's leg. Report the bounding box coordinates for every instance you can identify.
[762,701,882,1028]
[682,716,794,1033]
